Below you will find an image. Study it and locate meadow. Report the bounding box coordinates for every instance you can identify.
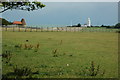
[2,31,118,78]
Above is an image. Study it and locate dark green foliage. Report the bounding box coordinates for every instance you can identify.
[0,18,12,26]
[2,50,12,64]
[2,51,11,58]
[14,44,22,49]
[40,64,48,68]
[89,61,100,76]
[116,30,120,33]
[77,23,81,27]
[0,2,45,13]
[13,65,32,77]
[52,49,58,57]
[100,25,111,28]
[79,61,105,77]
[115,23,120,28]
[2,65,35,78]
[67,23,81,27]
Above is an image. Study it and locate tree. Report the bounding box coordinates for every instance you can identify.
[115,23,120,28]
[77,23,81,27]
[0,1,45,13]
[101,25,104,27]
[0,18,12,25]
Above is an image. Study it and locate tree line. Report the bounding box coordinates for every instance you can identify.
[67,23,120,28]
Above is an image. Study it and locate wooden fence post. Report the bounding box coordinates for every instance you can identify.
[60,27,62,32]
[5,27,7,31]
[13,27,14,32]
[70,27,71,32]
[79,27,80,32]
[51,27,53,32]
[57,27,58,32]
[30,27,32,32]
[79,27,81,32]
[74,27,75,32]
[18,27,20,32]
[47,27,48,32]
[25,27,26,32]
[36,27,37,32]
[41,27,43,32]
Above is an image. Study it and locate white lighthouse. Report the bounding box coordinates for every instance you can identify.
[87,18,91,27]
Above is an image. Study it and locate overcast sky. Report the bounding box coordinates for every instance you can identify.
[2,0,120,2]
[1,2,118,26]
[40,0,120,2]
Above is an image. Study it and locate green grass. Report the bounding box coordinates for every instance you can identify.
[2,31,118,78]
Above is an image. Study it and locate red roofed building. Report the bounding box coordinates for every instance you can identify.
[13,18,26,27]
[13,21,22,25]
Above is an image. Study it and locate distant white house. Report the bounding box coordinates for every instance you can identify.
[81,24,88,27]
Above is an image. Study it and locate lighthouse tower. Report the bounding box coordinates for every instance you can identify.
[87,18,91,27]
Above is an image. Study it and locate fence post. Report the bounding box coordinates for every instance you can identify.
[30,27,32,32]
[70,27,71,32]
[60,27,62,32]
[13,27,14,32]
[18,27,20,32]
[5,27,7,31]
[47,27,48,32]
[41,27,42,32]
[51,27,53,32]
[25,27,26,32]
[57,27,58,32]
[74,27,75,32]
[63,27,64,32]
[81,28,83,32]
[36,26,37,32]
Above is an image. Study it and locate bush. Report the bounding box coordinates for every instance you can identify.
[79,61,105,77]
[115,23,120,28]
[13,65,32,77]
[2,50,12,64]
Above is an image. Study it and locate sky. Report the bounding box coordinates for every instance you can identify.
[3,0,119,2]
[36,0,120,2]
[0,2,118,26]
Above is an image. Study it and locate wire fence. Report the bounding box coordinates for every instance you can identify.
[1,26,119,32]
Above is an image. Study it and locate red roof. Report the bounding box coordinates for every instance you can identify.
[13,21,22,25]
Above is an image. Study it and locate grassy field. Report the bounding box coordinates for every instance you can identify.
[2,31,118,78]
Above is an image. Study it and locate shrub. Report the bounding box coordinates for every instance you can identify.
[14,44,22,49]
[115,23,120,28]
[116,31,120,33]
[79,61,105,77]
[13,65,32,77]
[52,49,58,57]
[34,43,40,52]
[36,43,40,49]
[2,50,12,64]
